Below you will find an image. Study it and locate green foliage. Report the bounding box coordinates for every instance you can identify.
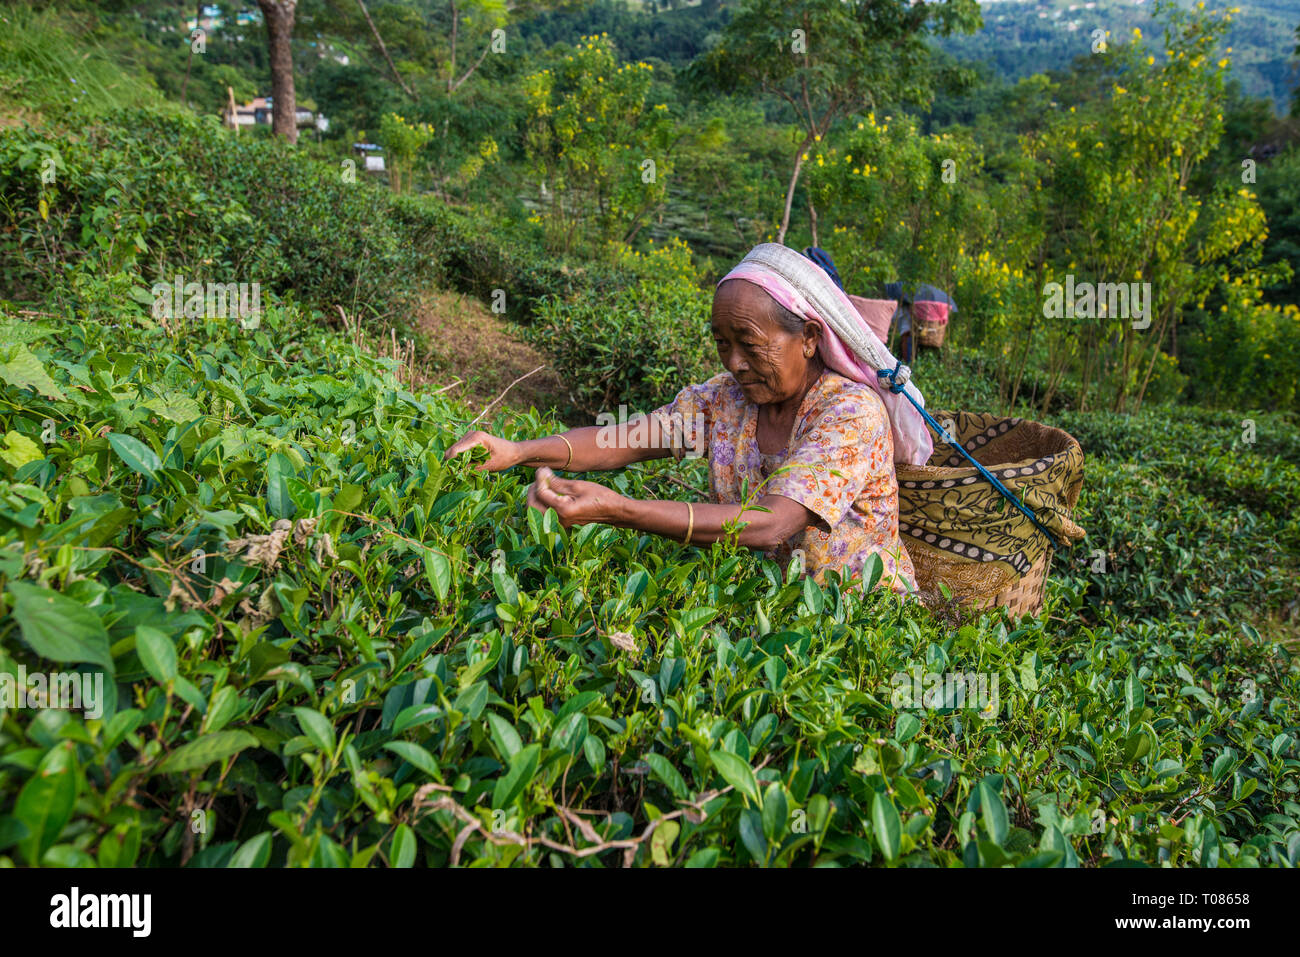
[0,108,419,319]
[530,240,714,416]
[379,113,437,194]
[523,34,675,254]
[0,107,620,328]
[935,0,1300,113]
[1,0,1298,871]
[392,197,633,324]
[691,0,982,108]
[0,5,166,119]
[1,304,1298,867]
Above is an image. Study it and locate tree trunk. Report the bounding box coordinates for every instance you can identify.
[258,0,298,145]
[1133,306,1174,412]
[224,85,240,131]
[777,132,815,245]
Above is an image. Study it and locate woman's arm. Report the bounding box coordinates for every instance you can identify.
[517,418,675,471]
[447,416,674,473]
[528,467,814,551]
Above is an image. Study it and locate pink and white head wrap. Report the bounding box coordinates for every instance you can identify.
[718,243,934,466]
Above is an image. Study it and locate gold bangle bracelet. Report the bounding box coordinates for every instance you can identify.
[683,502,695,546]
[558,434,574,470]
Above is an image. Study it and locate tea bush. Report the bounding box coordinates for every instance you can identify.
[0,107,634,327]
[1,305,1297,868]
[1053,406,1300,622]
[393,197,634,325]
[529,242,716,417]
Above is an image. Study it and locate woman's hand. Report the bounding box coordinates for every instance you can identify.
[527,466,629,529]
[445,430,524,472]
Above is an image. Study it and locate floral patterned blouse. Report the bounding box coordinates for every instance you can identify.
[650,370,918,594]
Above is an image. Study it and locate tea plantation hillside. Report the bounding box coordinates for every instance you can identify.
[1,302,1298,867]
[1,6,1299,869]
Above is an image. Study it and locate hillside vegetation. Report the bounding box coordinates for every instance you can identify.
[0,4,1297,868]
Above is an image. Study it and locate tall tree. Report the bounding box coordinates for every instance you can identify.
[689,0,981,244]
[353,0,418,99]
[258,0,299,144]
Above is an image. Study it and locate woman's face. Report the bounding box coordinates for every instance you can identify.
[711,280,819,406]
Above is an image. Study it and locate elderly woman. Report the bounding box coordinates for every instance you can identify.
[447,243,935,594]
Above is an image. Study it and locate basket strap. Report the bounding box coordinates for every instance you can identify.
[877,361,1064,552]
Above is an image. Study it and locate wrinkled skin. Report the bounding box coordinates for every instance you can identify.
[712,279,823,452]
[711,278,821,407]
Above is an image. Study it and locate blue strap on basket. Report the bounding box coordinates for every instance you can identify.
[876,361,1062,551]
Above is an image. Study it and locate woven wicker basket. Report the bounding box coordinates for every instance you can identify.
[913,319,947,349]
[911,300,949,348]
[898,411,1086,620]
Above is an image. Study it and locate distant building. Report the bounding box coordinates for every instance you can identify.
[233,96,269,127]
[186,7,260,32]
[231,97,324,130]
[353,143,386,172]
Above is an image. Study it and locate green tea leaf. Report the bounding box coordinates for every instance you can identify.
[424,549,452,601]
[709,750,759,806]
[135,624,177,683]
[228,832,273,868]
[155,730,258,775]
[1124,672,1144,714]
[107,432,161,480]
[492,743,541,809]
[872,790,902,861]
[293,707,337,753]
[7,581,113,673]
[15,742,77,862]
[978,779,1009,847]
[391,823,417,868]
[384,741,441,779]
